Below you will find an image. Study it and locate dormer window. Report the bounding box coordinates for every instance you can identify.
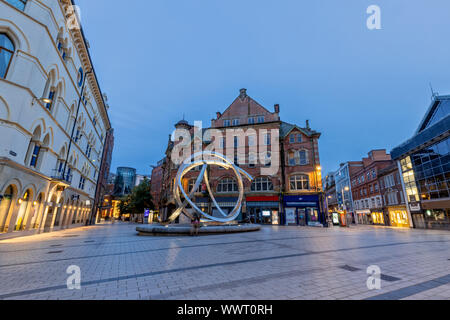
[248,117,256,124]
[232,119,240,126]
[257,116,265,123]
[223,120,231,127]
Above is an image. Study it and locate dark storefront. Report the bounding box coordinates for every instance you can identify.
[246,196,280,225]
[392,96,450,230]
[283,195,323,226]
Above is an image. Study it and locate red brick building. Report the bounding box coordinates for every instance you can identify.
[153,89,323,225]
[351,150,395,225]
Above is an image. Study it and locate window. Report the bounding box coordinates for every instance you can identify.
[290,175,309,191]
[217,178,237,193]
[5,0,27,11]
[264,152,271,167]
[187,180,196,193]
[372,170,376,179]
[0,33,15,79]
[251,177,274,192]
[248,135,256,147]
[234,136,239,148]
[248,153,257,168]
[288,151,296,166]
[223,120,231,127]
[374,183,379,192]
[257,116,265,123]
[46,90,55,110]
[219,137,225,149]
[30,145,40,168]
[248,117,255,124]
[78,176,86,190]
[297,134,302,143]
[232,119,240,126]
[290,135,295,143]
[298,150,308,165]
[263,133,271,146]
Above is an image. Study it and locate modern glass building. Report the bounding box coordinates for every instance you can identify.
[392,95,450,230]
[114,167,137,196]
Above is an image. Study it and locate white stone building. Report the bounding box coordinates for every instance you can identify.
[0,0,112,238]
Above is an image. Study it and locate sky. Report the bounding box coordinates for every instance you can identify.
[76,0,450,176]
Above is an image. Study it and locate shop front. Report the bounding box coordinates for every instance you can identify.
[246,196,280,225]
[356,210,372,225]
[283,195,323,226]
[196,197,242,221]
[371,211,385,225]
[387,206,411,228]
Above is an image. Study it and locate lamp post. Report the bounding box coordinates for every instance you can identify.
[341,185,350,227]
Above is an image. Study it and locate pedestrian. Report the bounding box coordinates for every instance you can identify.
[190,214,196,236]
[193,214,201,236]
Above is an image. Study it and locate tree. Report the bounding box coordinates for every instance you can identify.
[118,195,131,217]
[128,178,154,214]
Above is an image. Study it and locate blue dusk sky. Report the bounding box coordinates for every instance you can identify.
[76,0,450,176]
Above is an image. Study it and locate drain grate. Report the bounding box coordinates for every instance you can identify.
[381,274,401,282]
[47,250,63,254]
[340,265,361,272]
[50,244,63,247]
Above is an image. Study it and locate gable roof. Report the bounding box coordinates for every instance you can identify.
[280,122,321,138]
[218,90,274,120]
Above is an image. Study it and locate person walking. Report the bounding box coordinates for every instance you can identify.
[193,214,201,236]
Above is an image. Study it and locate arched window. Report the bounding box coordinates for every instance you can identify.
[217,178,237,193]
[251,177,274,192]
[5,0,27,11]
[290,175,309,191]
[0,33,14,79]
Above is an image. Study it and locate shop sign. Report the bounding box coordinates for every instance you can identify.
[409,202,421,212]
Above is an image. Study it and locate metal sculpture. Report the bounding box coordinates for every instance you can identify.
[164,151,253,224]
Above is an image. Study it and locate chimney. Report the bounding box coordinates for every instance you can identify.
[239,88,247,99]
[306,120,310,130]
[216,112,221,119]
[274,104,280,113]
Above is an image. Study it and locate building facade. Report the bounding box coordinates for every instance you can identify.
[351,150,395,226]
[392,95,450,230]
[153,89,323,226]
[378,164,410,228]
[113,167,136,197]
[0,0,112,238]
[333,161,363,225]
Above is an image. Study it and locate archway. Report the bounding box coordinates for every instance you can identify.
[44,194,58,232]
[14,189,33,231]
[53,197,64,228]
[30,193,45,229]
[0,185,17,232]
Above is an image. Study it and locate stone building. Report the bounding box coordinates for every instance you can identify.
[378,164,410,228]
[0,0,112,238]
[154,89,323,226]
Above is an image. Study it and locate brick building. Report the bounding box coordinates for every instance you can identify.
[351,150,395,225]
[154,89,323,225]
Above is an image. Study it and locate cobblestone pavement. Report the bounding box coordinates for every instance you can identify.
[0,223,449,300]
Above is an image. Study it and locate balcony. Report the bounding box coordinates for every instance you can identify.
[51,169,73,184]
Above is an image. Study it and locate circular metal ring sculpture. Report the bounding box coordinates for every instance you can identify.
[164,151,253,224]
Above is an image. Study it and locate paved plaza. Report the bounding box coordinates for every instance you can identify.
[0,223,449,300]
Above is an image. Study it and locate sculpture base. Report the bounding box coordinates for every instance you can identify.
[136,223,261,236]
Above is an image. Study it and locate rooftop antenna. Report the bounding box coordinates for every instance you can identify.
[429,82,438,100]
